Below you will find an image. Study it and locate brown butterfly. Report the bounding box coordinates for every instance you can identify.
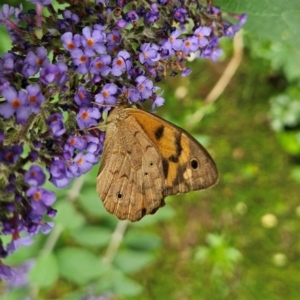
[96,104,218,222]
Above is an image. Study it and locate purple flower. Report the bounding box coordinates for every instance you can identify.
[22,46,50,77]
[0,5,16,24]
[90,55,111,76]
[30,222,54,235]
[6,260,34,288]
[66,135,87,151]
[144,9,159,24]
[111,50,132,76]
[64,135,88,159]
[122,87,141,103]
[1,52,15,74]
[151,88,165,110]
[61,31,81,51]
[74,84,92,106]
[46,112,66,137]
[139,43,159,66]
[124,10,139,22]
[81,26,106,56]
[71,49,90,74]
[95,83,118,105]
[117,0,127,7]
[173,7,187,23]
[136,76,153,99]
[26,83,45,113]
[181,68,192,77]
[0,86,30,124]
[29,150,39,162]
[182,36,199,54]
[62,10,79,24]
[0,263,15,281]
[116,18,128,28]
[24,165,46,186]
[0,78,10,92]
[26,187,56,216]
[69,152,98,176]
[107,29,122,46]
[76,107,101,129]
[82,133,104,155]
[128,66,144,79]
[40,63,63,84]
[194,26,211,48]
[161,29,183,56]
[0,145,23,165]
[6,236,34,255]
[49,159,72,188]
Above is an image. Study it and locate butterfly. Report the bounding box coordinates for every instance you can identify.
[96,104,218,222]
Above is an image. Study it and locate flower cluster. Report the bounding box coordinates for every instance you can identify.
[0,0,246,280]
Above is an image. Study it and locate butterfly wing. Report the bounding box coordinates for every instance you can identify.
[97,107,165,221]
[126,108,218,196]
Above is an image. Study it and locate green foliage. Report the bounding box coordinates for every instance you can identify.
[28,252,59,287]
[215,0,300,50]
[56,247,106,285]
[195,234,242,277]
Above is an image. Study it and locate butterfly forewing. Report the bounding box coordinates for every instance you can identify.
[96,107,165,221]
[97,106,218,222]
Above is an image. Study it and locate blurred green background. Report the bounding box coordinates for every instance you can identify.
[1,1,300,299]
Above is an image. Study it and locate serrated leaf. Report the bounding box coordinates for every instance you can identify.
[56,247,107,284]
[54,201,85,230]
[70,226,112,248]
[28,252,59,287]
[113,250,154,274]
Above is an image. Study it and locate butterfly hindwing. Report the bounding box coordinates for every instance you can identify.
[126,108,218,195]
[97,107,165,221]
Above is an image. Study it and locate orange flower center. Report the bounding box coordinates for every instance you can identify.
[77,157,84,165]
[36,58,42,65]
[96,62,103,69]
[81,111,89,120]
[67,42,75,50]
[33,192,41,201]
[29,95,37,104]
[11,99,21,109]
[102,90,109,98]
[87,38,94,47]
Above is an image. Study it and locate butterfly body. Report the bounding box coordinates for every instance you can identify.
[97,105,218,221]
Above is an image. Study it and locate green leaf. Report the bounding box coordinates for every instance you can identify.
[77,188,108,218]
[28,252,59,287]
[276,132,300,155]
[113,250,154,274]
[1,288,29,300]
[70,226,112,248]
[215,0,300,49]
[291,167,300,183]
[56,247,108,284]
[112,275,143,297]
[94,270,143,297]
[123,230,162,251]
[54,201,85,230]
